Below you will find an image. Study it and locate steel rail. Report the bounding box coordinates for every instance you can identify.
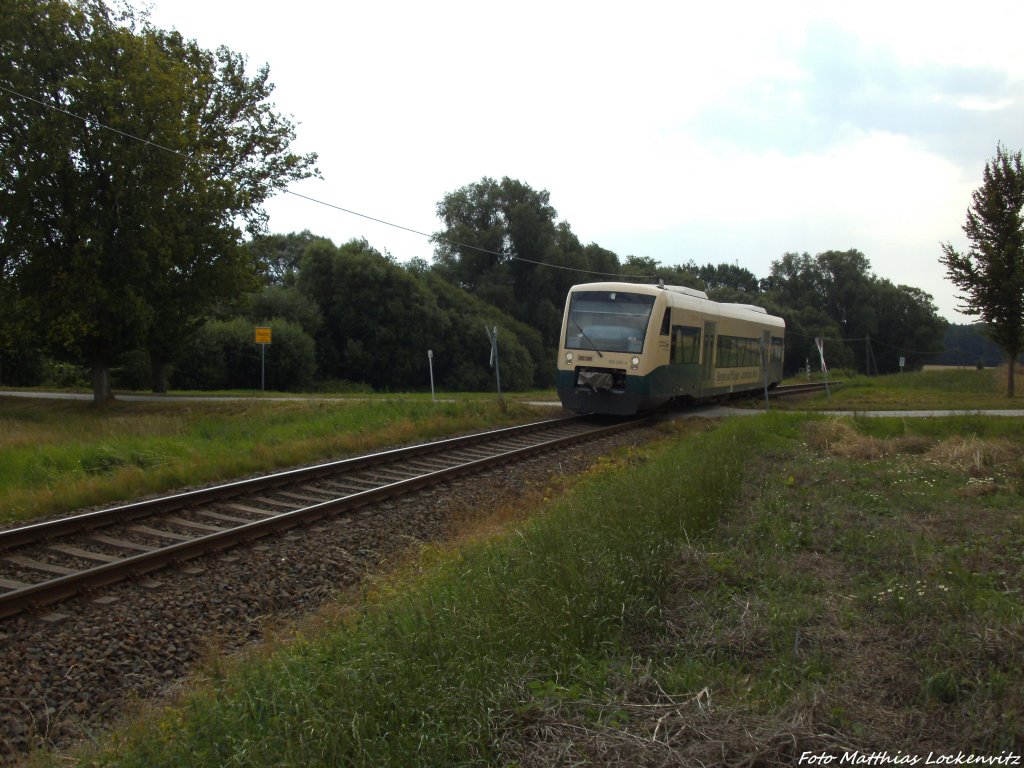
[0,415,590,552]
[768,381,840,397]
[0,416,646,618]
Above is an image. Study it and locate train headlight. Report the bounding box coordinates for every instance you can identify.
[631,356,640,369]
[565,352,574,364]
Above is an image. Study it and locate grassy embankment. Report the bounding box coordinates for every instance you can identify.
[0,396,549,525]
[779,366,1024,410]
[54,370,1023,765]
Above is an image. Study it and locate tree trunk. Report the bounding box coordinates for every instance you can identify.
[1008,352,1017,398]
[150,351,168,394]
[91,360,114,405]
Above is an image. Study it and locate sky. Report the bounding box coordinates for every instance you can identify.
[145,0,1024,323]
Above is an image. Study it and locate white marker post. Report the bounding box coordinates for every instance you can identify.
[485,325,502,401]
[427,349,435,402]
[814,336,830,400]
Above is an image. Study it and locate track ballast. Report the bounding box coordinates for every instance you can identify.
[0,415,647,619]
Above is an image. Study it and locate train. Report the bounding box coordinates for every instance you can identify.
[556,281,785,415]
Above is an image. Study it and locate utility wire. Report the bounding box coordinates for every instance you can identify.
[787,328,950,356]
[283,189,642,279]
[868,334,951,357]
[0,82,652,281]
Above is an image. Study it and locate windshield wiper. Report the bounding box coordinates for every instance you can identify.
[571,316,603,358]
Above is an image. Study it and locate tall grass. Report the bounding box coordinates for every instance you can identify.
[781,369,1023,410]
[0,398,541,524]
[83,416,771,767]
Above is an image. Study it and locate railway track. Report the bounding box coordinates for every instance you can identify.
[0,414,647,620]
[768,381,839,398]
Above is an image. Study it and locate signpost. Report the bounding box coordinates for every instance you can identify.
[427,349,435,402]
[255,327,272,391]
[484,325,502,401]
[814,336,830,399]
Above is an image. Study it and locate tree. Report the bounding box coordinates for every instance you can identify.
[618,255,699,287]
[941,143,1024,396]
[761,249,944,375]
[870,282,947,372]
[0,0,317,401]
[814,250,878,342]
[694,262,760,295]
[433,177,580,349]
[172,316,316,392]
[297,239,449,389]
[245,230,329,287]
[3,1,166,401]
[246,285,324,339]
[417,270,543,391]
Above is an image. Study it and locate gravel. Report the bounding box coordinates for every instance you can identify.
[0,425,661,765]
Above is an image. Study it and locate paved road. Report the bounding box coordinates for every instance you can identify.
[0,390,317,402]
[2,391,1022,418]
[0,390,565,407]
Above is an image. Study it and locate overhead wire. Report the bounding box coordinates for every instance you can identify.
[786,329,951,357]
[0,82,652,281]
[8,82,962,370]
[0,81,958,359]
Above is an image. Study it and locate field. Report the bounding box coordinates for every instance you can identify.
[10,371,1024,765]
[0,395,551,525]
[777,366,1024,411]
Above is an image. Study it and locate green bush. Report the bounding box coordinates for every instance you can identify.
[172,317,316,391]
[41,360,90,389]
[0,345,45,386]
[111,350,157,391]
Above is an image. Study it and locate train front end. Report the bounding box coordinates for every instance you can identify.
[556,283,668,415]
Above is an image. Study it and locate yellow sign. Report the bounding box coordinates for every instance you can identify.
[255,327,272,344]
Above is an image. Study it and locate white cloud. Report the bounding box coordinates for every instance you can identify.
[144,0,1023,322]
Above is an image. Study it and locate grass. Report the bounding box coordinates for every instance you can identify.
[0,396,551,525]
[58,409,1024,765]
[62,416,747,767]
[777,367,1024,411]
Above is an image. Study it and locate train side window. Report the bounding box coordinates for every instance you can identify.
[771,337,784,362]
[717,335,769,368]
[716,335,733,367]
[671,326,700,364]
[659,308,671,336]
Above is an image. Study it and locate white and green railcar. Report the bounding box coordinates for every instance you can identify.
[556,282,785,415]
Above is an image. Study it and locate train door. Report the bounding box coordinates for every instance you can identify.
[701,320,716,390]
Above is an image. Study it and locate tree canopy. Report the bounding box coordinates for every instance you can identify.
[1,135,950,394]
[432,177,623,353]
[941,143,1024,395]
[430,177,946,382]
[0,0,317,401]
[758,250,945,374]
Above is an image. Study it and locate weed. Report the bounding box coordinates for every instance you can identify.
[0,398,546,524]
[40,409,1024,763]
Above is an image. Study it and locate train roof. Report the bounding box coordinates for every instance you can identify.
[567,282,785,329]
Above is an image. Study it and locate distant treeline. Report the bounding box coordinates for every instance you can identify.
[1,176,955,393]
[0,0,978,399]
[937,325,1018,368]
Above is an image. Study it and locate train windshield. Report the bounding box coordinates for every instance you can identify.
[564,291,656,354]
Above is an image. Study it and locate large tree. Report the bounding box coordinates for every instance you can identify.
[296,238,544,390]
[762,249,944,374]
[432,177,604,351]
[941,143,1024,396]
[0,0,317,401]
